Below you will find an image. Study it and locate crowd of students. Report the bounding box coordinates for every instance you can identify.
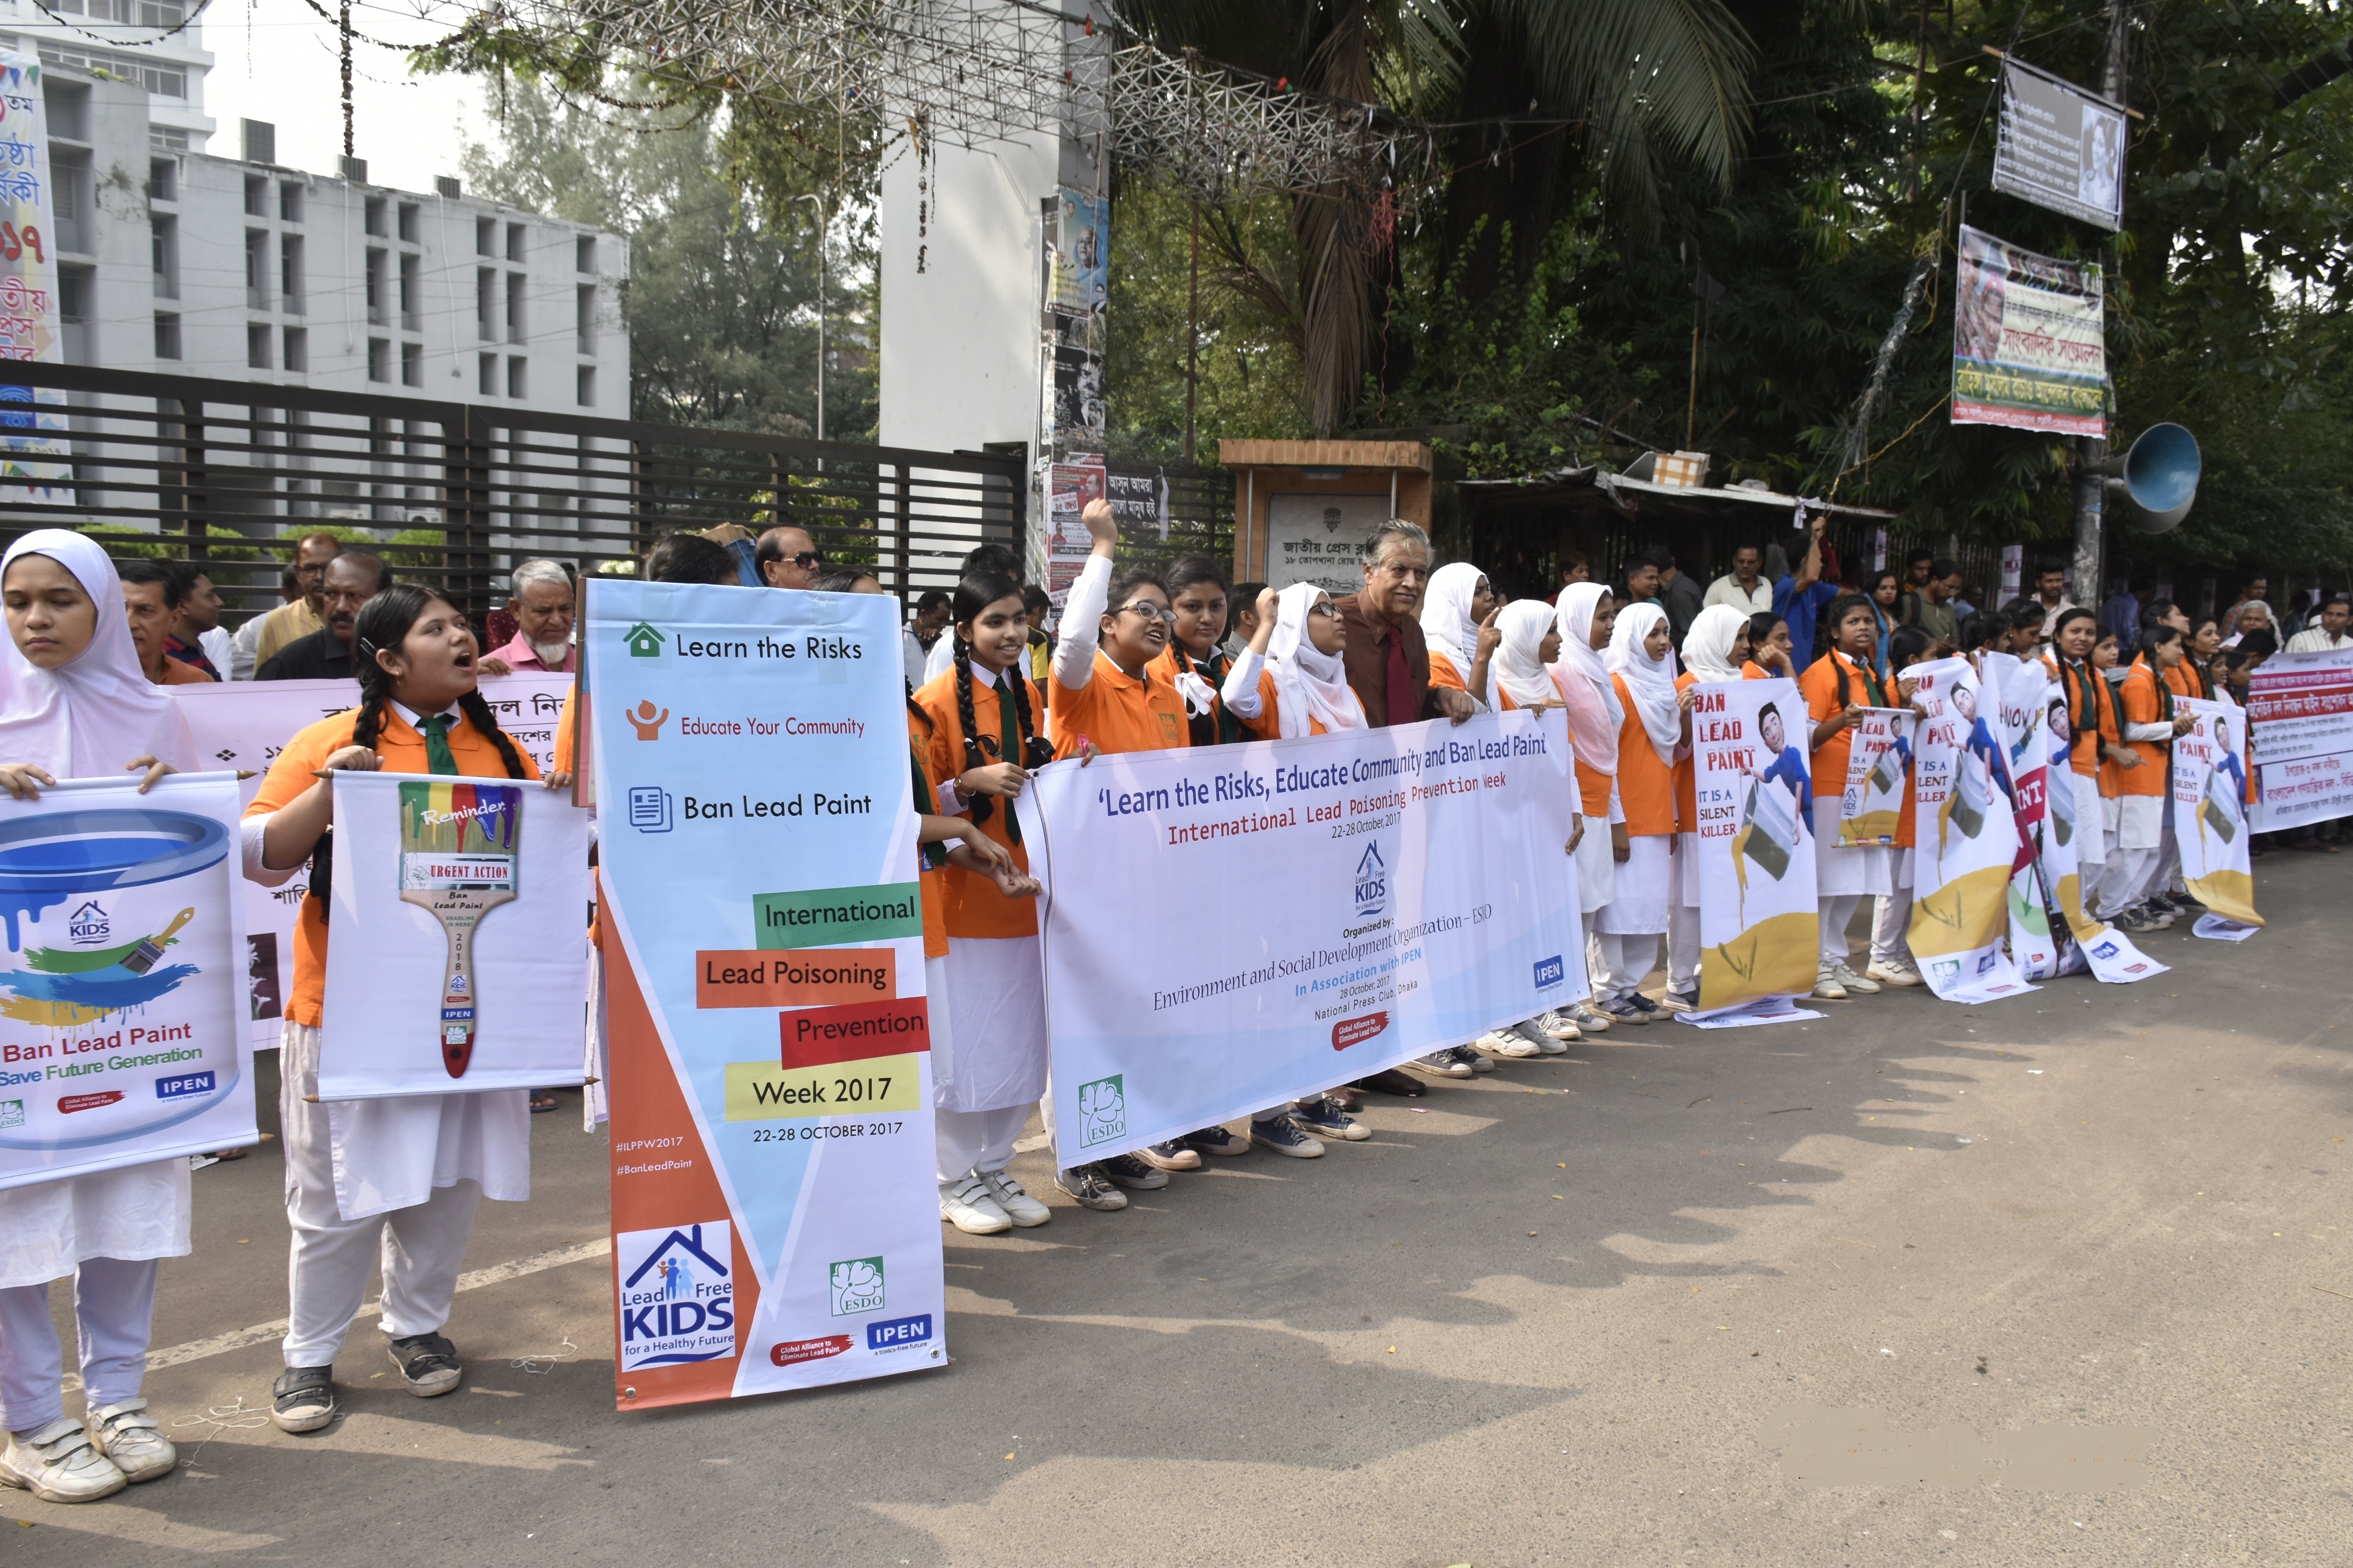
[0,507,2329,1504]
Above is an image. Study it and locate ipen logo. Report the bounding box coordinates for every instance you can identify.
[866,1313,932,1351]
[1533,955,1565,990]
[155,1070,215,1100]
[628,786,673,833]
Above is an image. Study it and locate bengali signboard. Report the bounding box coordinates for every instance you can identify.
[0,50,71,505]
[1264,493,1389,596]
[1951,225,2106,438]
[2247,648,2353,830]
[1992,58,2127,231]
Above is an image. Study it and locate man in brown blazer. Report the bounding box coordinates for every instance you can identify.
[1335,519,1479,729]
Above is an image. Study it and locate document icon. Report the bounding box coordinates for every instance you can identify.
[628,786,673,833]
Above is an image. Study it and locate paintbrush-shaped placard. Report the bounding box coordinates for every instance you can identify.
[398,782,522,1078]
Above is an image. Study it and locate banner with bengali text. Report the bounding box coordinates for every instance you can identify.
[2248,648,2353,831]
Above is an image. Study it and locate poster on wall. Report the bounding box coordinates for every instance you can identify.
[1046,458,1109,610]
[2171,696,2260,938]
[1904,658,2034,1002]
[1021,710,1581,1166]
[1049,189,1109,318]
[318,771,591,1096]
[1992,57,2127,231]
[171,672,572,1049]
[0,773,254,1190]
[1689,679,1819,1015]
[1264,493,1392,596]
[586,578,944,1409]
[1951,225,2107,438]
[0,51,72,505]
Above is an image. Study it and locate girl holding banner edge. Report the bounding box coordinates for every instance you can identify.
[2100,625,2198,930]
[1549,583,1622,1034]
[2047,609,2121,920]
[1668,606,1759,1010]
[1799,595,1899,1000]
[243,585,565,1436]
[1586,602,1687,1024]
[0,532,196,1504]
[1419,562,1502,711]
[1864,626,1938,988]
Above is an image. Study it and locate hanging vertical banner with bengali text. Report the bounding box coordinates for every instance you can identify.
[0,51,71,505]
[1951,225,2105,438]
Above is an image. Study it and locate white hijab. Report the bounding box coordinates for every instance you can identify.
[0,530,193,778]
[1266,583,1365,738]
[1548,582,1619,773]
[1419,562,1486,691]
[1492,600,1558,709]
[1607,601,1682,766]
[1682,603,1748,683]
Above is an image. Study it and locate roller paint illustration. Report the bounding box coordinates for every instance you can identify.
[398,782,522,1078]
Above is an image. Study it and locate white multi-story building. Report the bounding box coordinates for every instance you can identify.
[0,0,214,153]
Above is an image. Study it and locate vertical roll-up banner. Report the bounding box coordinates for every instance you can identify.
[1904,658,2034,1002]
[1837,708,1914,847]
[1984,653,2063,979]
[1689,678,1818,1015]
[0,773,254,1188]
[2172,697,2261,939]
[585,580,944,1409]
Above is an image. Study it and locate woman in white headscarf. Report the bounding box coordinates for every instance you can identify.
[1223,583,1367,739]
[1663,606,1756,1009]
[1585,601,1688,1022]
[1419,562,1499,710]
[1548,582,1621,1030]
[0,531,192,1503]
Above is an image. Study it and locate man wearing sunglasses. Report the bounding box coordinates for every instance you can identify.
[754,525,824,590]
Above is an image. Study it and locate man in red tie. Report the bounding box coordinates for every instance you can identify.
[1334,519,1479,729]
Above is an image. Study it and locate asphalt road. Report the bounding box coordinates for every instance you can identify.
[4,853,2348,1566]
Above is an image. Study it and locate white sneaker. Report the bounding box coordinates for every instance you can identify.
[939,1175,1012,1235]
[1812,966,1848,1000]
[1535,1009,1582,1042]
[0,1418,126,1504]
[1864,958,1923,987]
[87,1398,175,1484]
[1474,1027,1540,1059]
[977,1169,1051,1227]
[1571,1003,1613,1032]
[1514,1019,1569,1055]
[1832,964,1881,995]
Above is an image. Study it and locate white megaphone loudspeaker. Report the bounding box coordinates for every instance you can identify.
[2106,423,2199,534]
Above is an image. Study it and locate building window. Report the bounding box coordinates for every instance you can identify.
[576,283,594,355]
[364,196,386,238]
[399,253,419,332]
[247,322,271,369]
[575,235,595,274]
[576,364,595,408]
[152,312,180,361]
[397,202,419,244]
[505,271,526,343]
[49,148,89,253]
[479,352,496,396]
[365,248,386,325]
[279,182,302,223]
[284,326,308,372]
[401,341,422,388]
[279,235,304,313]
[366,338,389,383]
[150,215,177,299]
[506,357,526,400]
[476,268,495,341]
[57,267,92,365]
[245,231,269,310]
[506,222,526,262]
[244,175,266,218]
[146,157,176,202]
[476,216,495,256]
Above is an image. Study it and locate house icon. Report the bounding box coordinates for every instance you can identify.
[624,622,666,658]
[622,1224,728,1290]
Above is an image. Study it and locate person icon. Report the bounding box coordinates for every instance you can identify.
[626,700,668,740]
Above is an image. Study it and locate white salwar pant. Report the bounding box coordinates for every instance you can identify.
[934,1106,1029,1187]
[0,1257,159,1434]
[1667,833,1702,995]
[1871,850,1915,967]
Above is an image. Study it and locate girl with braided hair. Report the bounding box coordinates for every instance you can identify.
[1798,593,1897,1000]
[242,585,567,1437]
[911,572,1061,1235]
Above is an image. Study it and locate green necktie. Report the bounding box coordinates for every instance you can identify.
[420,713,460,776]
[995,676,1024,845]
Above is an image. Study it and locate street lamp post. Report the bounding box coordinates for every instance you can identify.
[791,192,826,442]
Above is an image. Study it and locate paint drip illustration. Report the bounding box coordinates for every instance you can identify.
[398,782,522,1078]
[0,808,221,1027]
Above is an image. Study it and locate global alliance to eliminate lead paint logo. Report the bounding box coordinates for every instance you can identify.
[615,1221,735,1370]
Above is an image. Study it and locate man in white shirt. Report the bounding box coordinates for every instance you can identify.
[2032,558,2076,637]
[2285,595,2351,652]
[1702,545,1772,615]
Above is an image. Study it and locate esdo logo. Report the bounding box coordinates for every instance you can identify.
[1353,842,1388,918]
[828,1256,886,1317]
[1075,1074,1125,1148]
[615,1221,736,1370]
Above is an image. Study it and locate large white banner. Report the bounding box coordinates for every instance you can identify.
[1022,710,1581,1166]
[2247,648,2353,830]
[171,673,573,1048]
[319,770,591,1097]
[0,774,254,1190]
[1905,658,2032,1002]
[1689,679,1818,1015]
[2172,697,2259,937]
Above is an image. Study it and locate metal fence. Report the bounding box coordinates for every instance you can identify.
[0,363,1025,630]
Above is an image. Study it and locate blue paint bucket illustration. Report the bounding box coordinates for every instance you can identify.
[0,808,229,951]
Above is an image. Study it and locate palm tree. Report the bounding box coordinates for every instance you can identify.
[1116,0,1757,432]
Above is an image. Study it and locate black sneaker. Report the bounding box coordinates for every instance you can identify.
[1055,1165,1129,1210]
[271,1365,336,1433]
[1134,1139,1202,1172]
[1449,1044,1497,1074]
[1291,1096,1370,1140]
[386,1332,463,1397]
[1249,1115,1325,1159]
[1100,1153,1170,1190]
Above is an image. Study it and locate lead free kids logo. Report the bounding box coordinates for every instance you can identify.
[1354,841,1388,918]
[615,1221,735,1370]
[1076,1074,1126,1149]
[828,1256,886,1317]
[66,900,109,945]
